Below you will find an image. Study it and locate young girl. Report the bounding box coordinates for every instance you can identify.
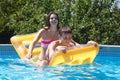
[26,11,60,61]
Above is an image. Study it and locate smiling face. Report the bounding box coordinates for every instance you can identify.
[45,11,59,30]
[49,14,58,27]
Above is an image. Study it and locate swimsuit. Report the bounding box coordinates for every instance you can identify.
[41,39,52,48]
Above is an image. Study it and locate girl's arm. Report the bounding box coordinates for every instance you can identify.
[26,29,45,59]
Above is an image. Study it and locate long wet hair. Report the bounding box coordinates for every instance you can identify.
[44,11,60,30]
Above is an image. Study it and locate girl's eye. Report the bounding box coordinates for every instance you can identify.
[50,18,58,20]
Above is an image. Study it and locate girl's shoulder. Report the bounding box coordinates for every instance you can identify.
[38,28,48,33]
[40,28,46,31]
[37,28,47,36]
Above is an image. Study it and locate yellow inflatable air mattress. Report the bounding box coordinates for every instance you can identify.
[11,33,99,66]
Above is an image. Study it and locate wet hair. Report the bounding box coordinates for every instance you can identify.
[59,27,72,37]
[59,27,76,45]
[44,11,60,30]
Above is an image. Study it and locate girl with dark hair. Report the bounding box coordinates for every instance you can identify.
[26,11,60,61]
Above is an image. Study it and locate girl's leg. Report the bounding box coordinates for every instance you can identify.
[40,60,49,66]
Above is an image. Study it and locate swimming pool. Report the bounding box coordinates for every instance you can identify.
[0,44,120,80]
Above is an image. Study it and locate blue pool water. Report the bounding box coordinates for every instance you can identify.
[0,45,120,80]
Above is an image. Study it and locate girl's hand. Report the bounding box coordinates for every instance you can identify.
[26,53,32,59]
[62,48,66,53]
[87,40,98,47]
[56,46,67,53]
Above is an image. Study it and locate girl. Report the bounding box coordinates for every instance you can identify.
[26,11,60,61]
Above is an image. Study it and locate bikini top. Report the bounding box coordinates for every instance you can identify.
[41,31,59,48]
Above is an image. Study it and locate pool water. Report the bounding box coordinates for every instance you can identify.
[0,45,120,80]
